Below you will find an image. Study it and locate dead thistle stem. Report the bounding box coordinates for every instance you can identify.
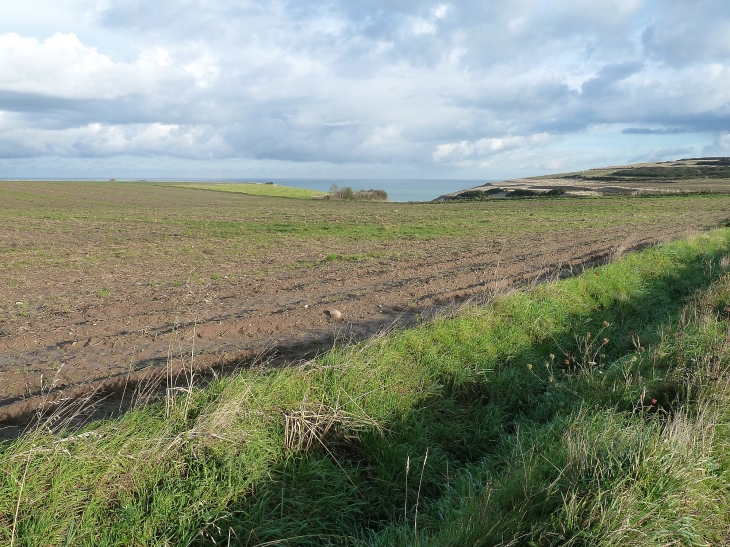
[492,238,507,295]
[10,452,31,547]
[414,448,429,539]
[405,455,410,522]
[119,352,136,414]
[166,319,179,417]
[183,318,198,422]
[612,234,635,262]
[32,362,69,433]
[191,320,196,386]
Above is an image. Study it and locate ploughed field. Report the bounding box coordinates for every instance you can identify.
[2,180,730,421]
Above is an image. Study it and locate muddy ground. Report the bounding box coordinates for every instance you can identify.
[2,182,730,434]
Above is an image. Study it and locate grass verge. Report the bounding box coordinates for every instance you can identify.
[3,229,730,545]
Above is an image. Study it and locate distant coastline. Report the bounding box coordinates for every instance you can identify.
[0,178,494,202]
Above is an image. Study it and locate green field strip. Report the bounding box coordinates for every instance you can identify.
[164,183,327,199]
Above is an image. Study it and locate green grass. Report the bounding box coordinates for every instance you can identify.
[167,183,327,199]
[4,229,730,545]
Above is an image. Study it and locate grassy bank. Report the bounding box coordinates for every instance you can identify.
[3,229,730,545]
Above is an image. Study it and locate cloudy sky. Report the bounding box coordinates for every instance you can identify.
[1,0,729,180]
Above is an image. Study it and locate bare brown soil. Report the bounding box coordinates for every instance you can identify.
[2,181,730,432]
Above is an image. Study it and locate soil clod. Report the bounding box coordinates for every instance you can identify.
[324,308,343,320]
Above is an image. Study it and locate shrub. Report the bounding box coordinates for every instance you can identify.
[458,190,488,200]
[505,188,539,197]
[327,186,389,201]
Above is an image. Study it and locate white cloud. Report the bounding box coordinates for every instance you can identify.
[0,0,729,177]
[363,124,403,148]
[0,122,231,159]
[703,133,730,156]
[411,19,437,35]
[434,134,553,162]
[433,4,450,19]
[408,4,451,36]
[0,32,216,99]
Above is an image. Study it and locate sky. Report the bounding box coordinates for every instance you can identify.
[1,0,729,181]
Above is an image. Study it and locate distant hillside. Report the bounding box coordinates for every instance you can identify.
[436,157,730,201]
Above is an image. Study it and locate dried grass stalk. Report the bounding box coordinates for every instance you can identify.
[283,399,381,452]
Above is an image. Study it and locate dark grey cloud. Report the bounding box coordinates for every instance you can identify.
[580,62,643,98]
[641,0,730,67]
[620,111,730,134]
[629,146,694,163]
[623,127,690,134]
[0,90,208,127]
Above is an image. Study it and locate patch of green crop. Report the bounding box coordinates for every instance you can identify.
[324,252,379,262]
[166,183,327,199]
[96,288,111,298]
